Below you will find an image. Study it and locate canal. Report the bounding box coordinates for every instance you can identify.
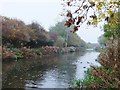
[2,51,100,88]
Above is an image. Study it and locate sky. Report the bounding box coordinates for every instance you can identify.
[0,0,104,43]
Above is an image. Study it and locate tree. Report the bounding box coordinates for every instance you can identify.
[62,0,120,88]
[104,20,120,40]
[62,0,119,32]
[98,35,107,47]
[2,16,53,48]
[67,31,81,46]
[28,22,45,32]
[49,21,67,39]
[54,36,65,47]
[49,20,86,47]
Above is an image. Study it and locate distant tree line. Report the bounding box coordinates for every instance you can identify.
[49,20,87,49]
[1,16,86,49]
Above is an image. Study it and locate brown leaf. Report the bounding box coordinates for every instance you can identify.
[68,18,75,24]
[73,26,79,33]
[66,12,72,18]
[67,2,70,6]
[72,18,75,24]
[64,21,71,27]
[76,16,82,25]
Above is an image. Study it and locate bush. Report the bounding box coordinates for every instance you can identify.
[80,38,120,88]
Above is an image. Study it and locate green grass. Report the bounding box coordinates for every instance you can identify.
[74,68,103,88]
[10,48,24,60]
[74,67,118,88]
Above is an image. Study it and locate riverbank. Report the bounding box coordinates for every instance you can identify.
[76,38,120,88]
[2,16,87,62]
[2,45,85,61]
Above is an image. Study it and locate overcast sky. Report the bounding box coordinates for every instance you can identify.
[0,0,104,43]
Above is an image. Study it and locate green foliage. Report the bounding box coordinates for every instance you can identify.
[82,69,103,87]
[74,69,103,88]
[67,32,80,46]
[11,48,23,60]
[54,36,65,47]
[49,21,67,38]
[104,22,120,40]
[49,20,86,48]
[98,35,107,47]
[82,36,120,88]
[74,79,81,88]
[34,48,43,56]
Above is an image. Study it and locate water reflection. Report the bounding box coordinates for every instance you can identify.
[2,51,100,88]
[75,52,101,80]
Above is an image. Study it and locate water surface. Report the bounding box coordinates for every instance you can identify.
[2,51,100,88]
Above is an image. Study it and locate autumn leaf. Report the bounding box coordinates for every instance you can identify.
[76,16,82,25]
[67,2,70,6]
[73,26,79,33]
[68,18,75,24]
[64,21,71,27]
[66,12,72,18]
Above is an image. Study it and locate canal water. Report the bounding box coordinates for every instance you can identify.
[2,51,101,88]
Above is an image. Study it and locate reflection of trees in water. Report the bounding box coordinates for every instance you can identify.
[2,51,85,88]
[2,56,58,88]
[53,52,86,86]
